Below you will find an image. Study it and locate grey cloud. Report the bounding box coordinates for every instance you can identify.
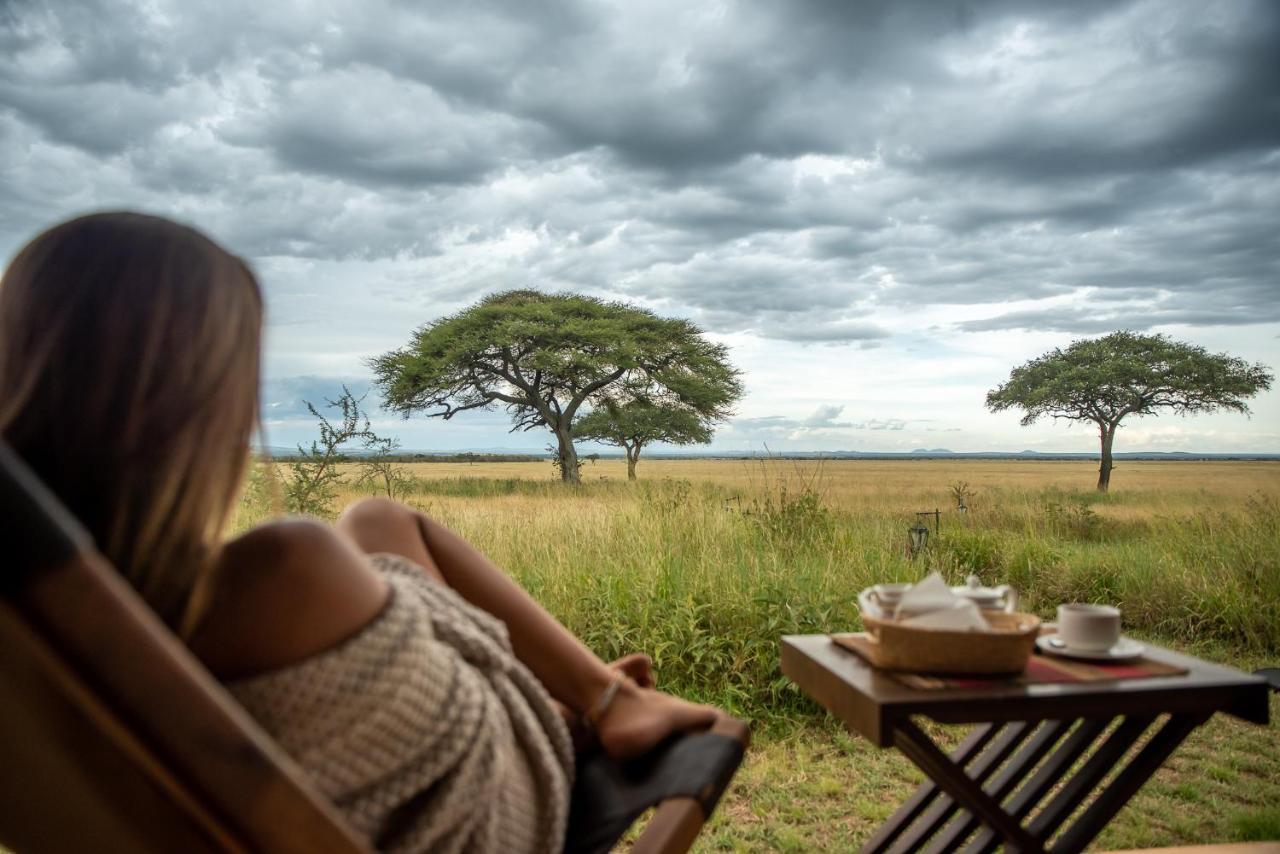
[0,80,184,155]
[324,0,596,106]
[1,0,1277,346]
[960,299,1280,334]
[761,319,892,344]
[916,5,1280,182]
[6,0,1274,179]
[0,0,219,154]
[221,68,543,188]
[1,0,186,88]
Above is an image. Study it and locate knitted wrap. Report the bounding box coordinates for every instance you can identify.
[227,553,574,853]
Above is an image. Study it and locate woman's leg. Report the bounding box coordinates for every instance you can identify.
[337,497,713,758]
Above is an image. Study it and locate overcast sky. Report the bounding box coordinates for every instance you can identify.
[3,0,1278,453]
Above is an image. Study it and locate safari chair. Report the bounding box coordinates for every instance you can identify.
[0,442,748,854]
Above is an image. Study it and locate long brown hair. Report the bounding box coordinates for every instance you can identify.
[0,212,263,635]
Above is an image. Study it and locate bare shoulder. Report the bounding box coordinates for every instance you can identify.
[189,517,391,680]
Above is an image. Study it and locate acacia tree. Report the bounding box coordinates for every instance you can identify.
[576,400,715,480]
[371,290,742,484]
[986,331,1272,491]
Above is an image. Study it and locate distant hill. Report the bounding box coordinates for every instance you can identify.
[255,446,543,462]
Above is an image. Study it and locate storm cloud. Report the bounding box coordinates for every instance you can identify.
[2,0,1277,450]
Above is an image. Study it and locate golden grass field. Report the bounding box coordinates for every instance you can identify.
[250,457,1280,537]
[285,456,1280,496]
[235,458,1280,851]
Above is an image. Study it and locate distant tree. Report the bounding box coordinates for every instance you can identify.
[986,331,1273,491]
[949,480,974,512]
[575,400,715,480]
[371,290,742,484]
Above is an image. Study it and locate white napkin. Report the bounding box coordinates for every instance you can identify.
[895,572,990,631]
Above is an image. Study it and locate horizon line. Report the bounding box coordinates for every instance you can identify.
[254,446,1280,458]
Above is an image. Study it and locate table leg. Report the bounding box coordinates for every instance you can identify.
[965,718,1112,854]
[1046,712,1209,854]
[868,712,1214,854]
[897,722,1037,853]
[1022,715,1156,843]
[862,724,999,854]
[923,719,1076,854]
[892,718,1040,852]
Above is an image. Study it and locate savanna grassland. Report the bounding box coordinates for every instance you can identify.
[235,459,1280,851]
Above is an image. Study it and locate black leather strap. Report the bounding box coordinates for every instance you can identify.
[564,731,746,854]
[0,442,92,595]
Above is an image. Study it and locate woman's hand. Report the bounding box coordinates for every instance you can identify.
[594,679,720,761]
[562,655,675,755]
[608,652,655,689]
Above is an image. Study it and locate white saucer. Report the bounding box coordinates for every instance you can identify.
[1036,635,1145,661]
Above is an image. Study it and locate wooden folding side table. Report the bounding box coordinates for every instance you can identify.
[780,635,1270,854]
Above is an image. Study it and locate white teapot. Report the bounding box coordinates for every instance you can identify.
[951,574,1019,613]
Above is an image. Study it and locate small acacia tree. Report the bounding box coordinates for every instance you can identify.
[284,387,373,515]
[356,434,412,500]
[284,387,409,513]
[371,290,742,484]
[575,400,714,480]
[986,331,1272,491]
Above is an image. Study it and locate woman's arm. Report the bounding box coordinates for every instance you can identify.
[336,497,614,713]
[337,497,717,758]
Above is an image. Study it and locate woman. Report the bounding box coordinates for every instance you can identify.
[0,212,720,852]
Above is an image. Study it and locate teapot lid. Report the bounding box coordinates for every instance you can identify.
[953,574,1005,602]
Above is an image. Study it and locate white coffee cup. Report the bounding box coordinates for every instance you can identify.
[1057,603,1122,651]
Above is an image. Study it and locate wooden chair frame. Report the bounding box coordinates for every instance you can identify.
[0,443,746,853]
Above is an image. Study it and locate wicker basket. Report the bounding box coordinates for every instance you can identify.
[859,610,1041,675]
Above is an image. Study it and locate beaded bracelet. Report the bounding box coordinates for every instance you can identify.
[585,672,625,729]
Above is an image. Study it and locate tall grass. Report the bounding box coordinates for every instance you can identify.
[234,460,1280,727]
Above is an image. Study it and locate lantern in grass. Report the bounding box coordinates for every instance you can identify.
[908,518,930,556]
[908,509,941,557]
